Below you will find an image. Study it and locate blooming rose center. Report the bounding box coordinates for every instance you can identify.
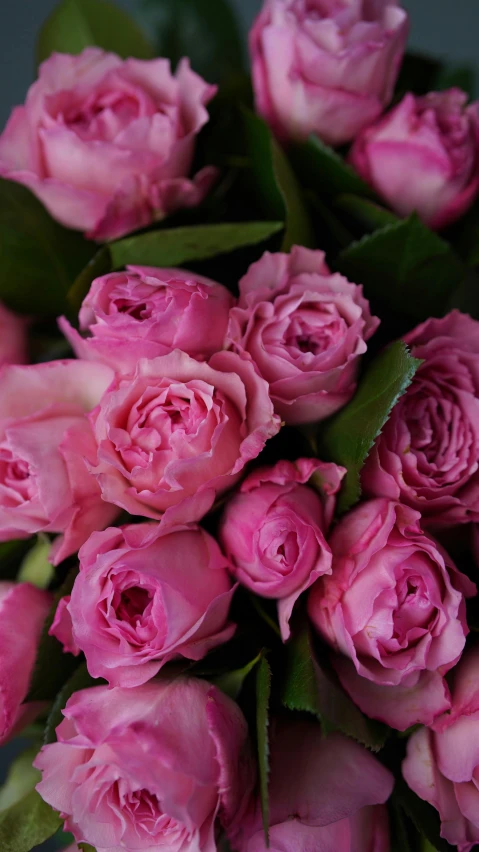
[107,779,190,845]
[284,306,346,358]
[419,94,475,180]
[0,446,37,505]
[259,520,300,576]
[114,586,153,623]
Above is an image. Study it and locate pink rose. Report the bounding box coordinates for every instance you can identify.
[0,49,216,241]
[363,311,479,527]
[0,582,50,743]
[234,718,393,851]
[227,247,379,425]
[51,523,236,687]
[220,458,345,640]
[403,646,479,852]
[90,349,281,524]
[308,499,476,730]
[250,0,408,146]
[0,360,118,565]
[350,89,479,229]
[0,302,27,365]
[35,678,255,852]
[59,265,234,371]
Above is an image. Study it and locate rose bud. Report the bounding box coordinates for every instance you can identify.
[227,247,379,425]
[250,0,408,146]
[233,718,393,851]
[350,89,479,229]
[403,646,479,852]
[308,499,476,731]
[0,301,27,365]
[89,349,281,525]
[0,49,217,241]
[219,458,345,640]
[0,582,50,743]
[363,311,479,528]
[35,678,255,852]
[50,523,236,687]
[59,266,234,371]
[0,361,118,565]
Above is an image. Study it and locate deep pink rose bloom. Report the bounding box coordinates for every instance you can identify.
[51,523,236,687]
[350,89,479,229]
[227,247,379,425]
[0,361,118,565]
[89,349,281,524]
[308,499,476,730]
[0,582,50,743]
[35,678,255,852]
[0,302,27,365]
[220,458,345,640]
[403,647,479,852]
[0,49,216,241]
[234,718,393,851]
[250,0,408,146]
[59,265,234,371]
[363,312,479,527]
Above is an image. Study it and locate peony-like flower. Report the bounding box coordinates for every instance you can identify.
[403,646,479,852]
[234,717,393,851]
[59,265,234,371]
[350,89,479,229]
[0,49,217,241]
[308,499,476,730]
[220,457,345,640]
[227,247,379,425]
[0,582,50,743]
[51,523,236,687]
[362,312,479,528]
[0,360,118,565]
[89,349,281,524]
[250,0,408,146]
[0,301,27,365]
[35,678,255,852]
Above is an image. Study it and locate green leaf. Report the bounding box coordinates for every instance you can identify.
[110,221,284,269]
[213,653,261,701]
[0,747,41,812]
[394,779,456,852]
[436,64,476,100]
[256,656,272,844]
[334,194,400,233]
[243,111,314,251]
[37,0,154,65]
[290,135,374,199]
[336,214,465,324]
[67,245,112,315]
[17,535,54,589]
[144,0,244,85]
[0,789,61,852]
[319,342,421,513]
[0,178,94,315]
[44,663,99,745]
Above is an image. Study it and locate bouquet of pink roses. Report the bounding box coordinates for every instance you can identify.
[0,1,479,851]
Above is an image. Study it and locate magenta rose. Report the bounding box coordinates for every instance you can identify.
[0,302,27,365]
[308,499,476,731]
[0,49,216,241]
[227,247,379,425]
[363,311,479,527]
[51,523,236,687]
[59,265,234,371]
[90,349,281,524]
[0,361,118,565]
[233,718,393,851]
[35,678,255,852]
[220,458,345,640]
[0,582,50,743]
[250,0,408,146]
[350,89,479,229]
[403,646,479,852]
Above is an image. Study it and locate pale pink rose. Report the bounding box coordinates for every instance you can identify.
[0,49,217,241]
[51,523,236,687]
[0,302,27,365]
[0,582,50,743]
[250,0,408,146]
[227,247,379,424]
[403,646,479,852]
[350,89,479,229]
[233,718,393,851]
[220,458,345,640]
[59,265,234,371]
[0,361,118,565]
[363,312,479,527]
[35,678,255,852]
[308,499,476,730]
[90,349,281,524]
